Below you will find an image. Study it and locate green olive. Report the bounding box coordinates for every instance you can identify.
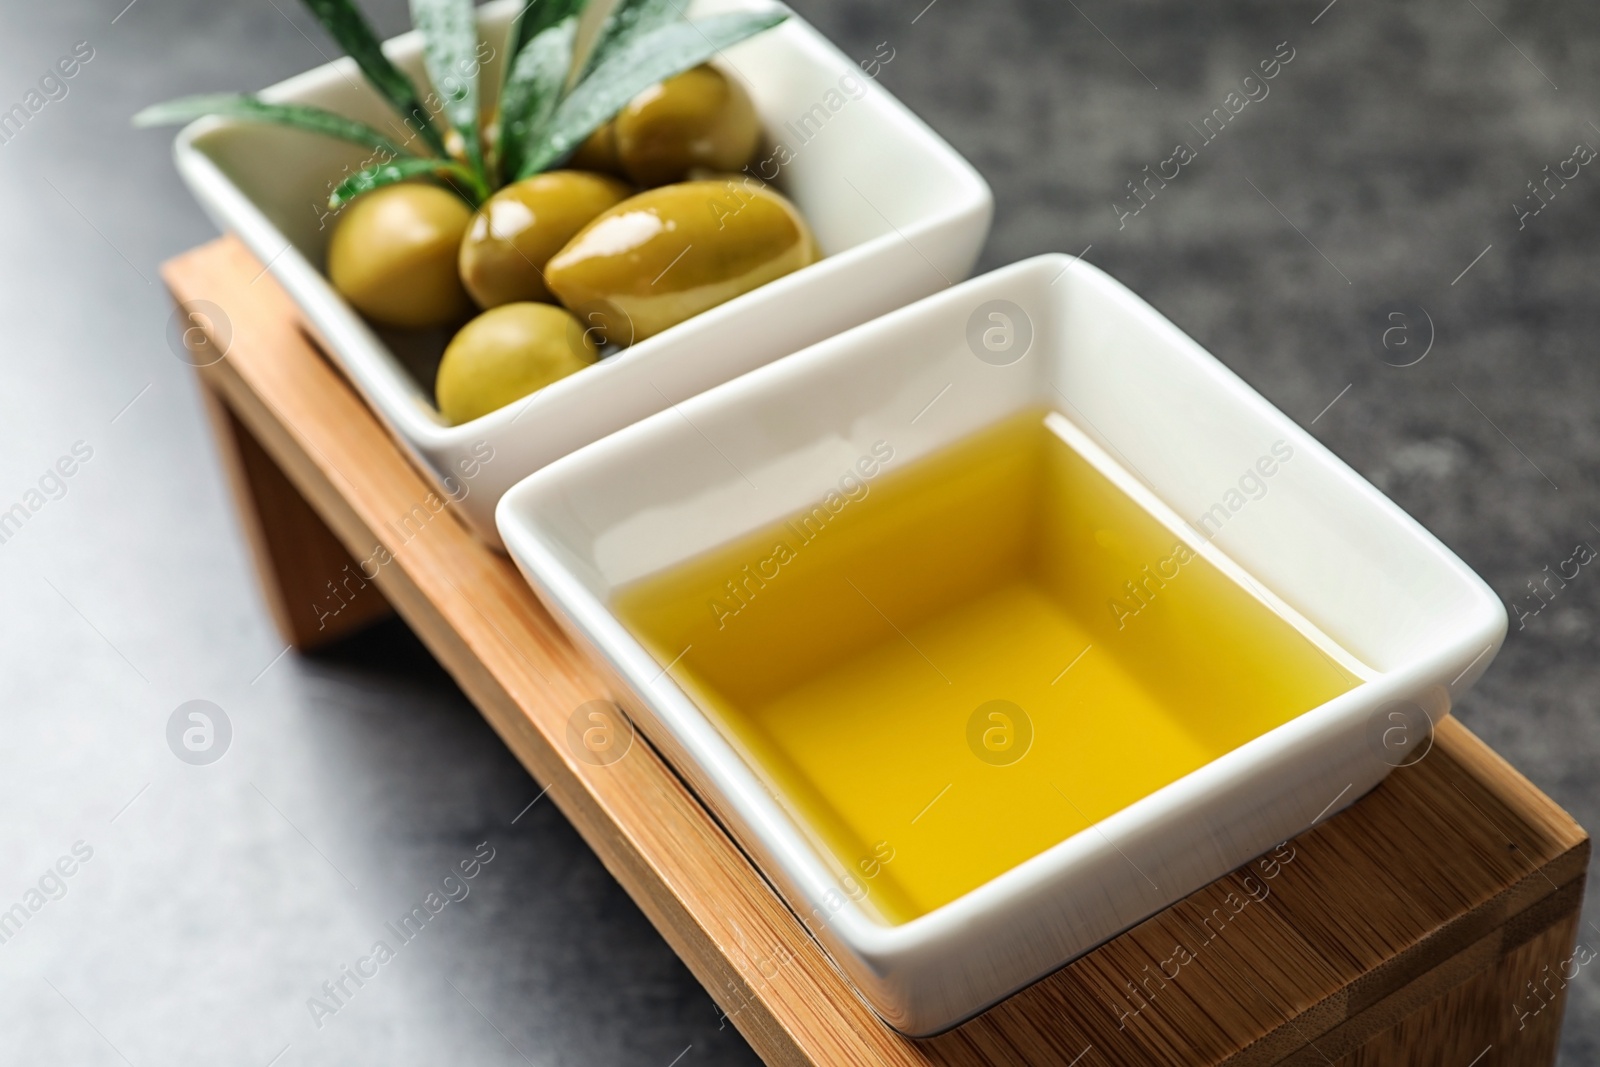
[545,178,818,343]
[569,121,624,177]
[435,303,598,425]
[327,183,474,329]
[614,65,761,187]
[458,171,633,309]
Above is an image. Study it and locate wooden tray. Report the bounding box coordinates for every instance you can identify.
[166,236,1589,1066]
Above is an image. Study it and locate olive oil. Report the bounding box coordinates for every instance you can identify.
[612,409,1359,924]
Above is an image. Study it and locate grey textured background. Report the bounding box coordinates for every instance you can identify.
[0,0,1596,1063]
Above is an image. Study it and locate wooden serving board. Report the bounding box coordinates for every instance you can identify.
[166,236,1589,1066]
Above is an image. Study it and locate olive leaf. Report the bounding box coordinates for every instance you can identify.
[579,0,684,81]
[518,10,786,178]
[328,156,486,209]
[133,93,416,159]
[507,0,586,78]
[498,16,578,185]
[301,0,448,157]
[409,0,484,174]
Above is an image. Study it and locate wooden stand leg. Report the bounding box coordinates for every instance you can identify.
[1336,910,1579,1065]
[200,380,393,650]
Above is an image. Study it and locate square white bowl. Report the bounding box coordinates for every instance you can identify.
[495,253,1508,1035]
[168,0,992,548]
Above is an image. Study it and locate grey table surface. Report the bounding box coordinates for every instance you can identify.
[1,0,1596,1063]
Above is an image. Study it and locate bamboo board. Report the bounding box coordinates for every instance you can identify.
[166,236,1588,1066]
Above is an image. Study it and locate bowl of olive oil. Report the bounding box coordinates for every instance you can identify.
[496,254,1507,1035]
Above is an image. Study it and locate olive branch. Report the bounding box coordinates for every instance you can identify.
[134,0,784,210]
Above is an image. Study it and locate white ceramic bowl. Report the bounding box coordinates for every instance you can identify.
[170,0,992,547]
[495,253,1507,1035]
